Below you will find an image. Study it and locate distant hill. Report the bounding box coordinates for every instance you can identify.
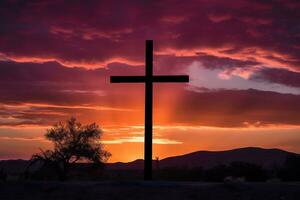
[0,147,298,174]
[107,147,298,170]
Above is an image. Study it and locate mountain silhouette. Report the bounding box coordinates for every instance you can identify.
[107,147,298,170]
[0,147,297,173]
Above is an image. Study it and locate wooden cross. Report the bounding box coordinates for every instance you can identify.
[110,40,189,180]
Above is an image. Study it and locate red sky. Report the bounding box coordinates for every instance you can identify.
[1,0,300,162]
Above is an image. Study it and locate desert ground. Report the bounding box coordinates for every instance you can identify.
[0,181,300,200]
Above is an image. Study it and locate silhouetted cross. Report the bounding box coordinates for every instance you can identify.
[110,40,189,180]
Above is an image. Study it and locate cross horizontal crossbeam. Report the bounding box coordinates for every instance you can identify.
[110,40,189,180]
[110,75,189,83]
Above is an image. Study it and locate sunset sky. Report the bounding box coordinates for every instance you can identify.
[1,0,300,162]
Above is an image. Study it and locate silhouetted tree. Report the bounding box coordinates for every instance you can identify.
[204,164,229,181]
[28,117,111,180]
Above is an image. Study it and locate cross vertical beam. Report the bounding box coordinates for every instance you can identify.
[144,40,153,180]
[110,40,189,180]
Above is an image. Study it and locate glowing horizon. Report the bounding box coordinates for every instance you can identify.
[1,0,300,162]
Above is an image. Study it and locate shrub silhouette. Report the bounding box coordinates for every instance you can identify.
[156,167,203,181]
[227,161,267,181]
[279,155,300,181]
[155,162,267,182]
[28,117,111,180]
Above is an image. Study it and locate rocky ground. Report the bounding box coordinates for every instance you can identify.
[0,181,300,200]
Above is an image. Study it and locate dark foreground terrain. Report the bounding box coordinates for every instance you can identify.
[0,181,300,200]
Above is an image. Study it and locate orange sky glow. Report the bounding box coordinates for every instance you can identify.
[1,0,300,162]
